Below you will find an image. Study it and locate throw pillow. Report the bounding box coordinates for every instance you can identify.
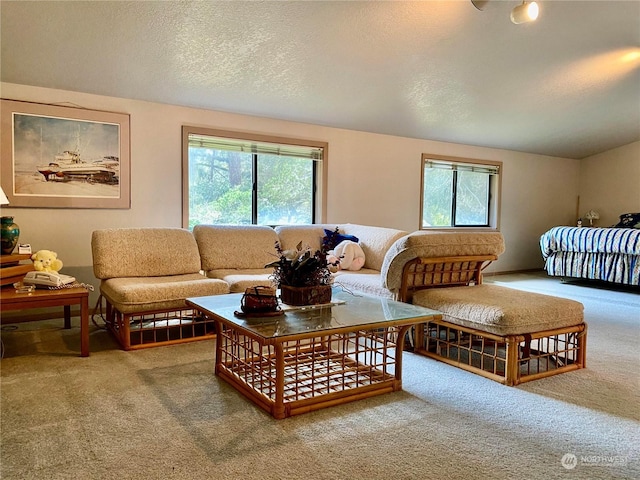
[322,227,360,251]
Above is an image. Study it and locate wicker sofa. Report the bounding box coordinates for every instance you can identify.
[92,223,409,350]
[193,223,409,298]
[93,226,588,386]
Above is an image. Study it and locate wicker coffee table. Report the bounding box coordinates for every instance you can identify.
[186,290,441,419]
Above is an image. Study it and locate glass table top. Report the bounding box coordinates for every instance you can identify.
[186,288,441,339]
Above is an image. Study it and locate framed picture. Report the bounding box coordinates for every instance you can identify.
[0,99,130,209]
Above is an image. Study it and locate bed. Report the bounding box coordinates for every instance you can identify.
[540,218,640,286]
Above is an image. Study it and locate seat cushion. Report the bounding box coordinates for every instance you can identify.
[333,269,393,299]
[206,268,274,293]
[412,284,584,335]
[101,274,229,314]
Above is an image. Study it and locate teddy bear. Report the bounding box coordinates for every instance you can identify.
[328,240,365,272]
[31,249,63,273]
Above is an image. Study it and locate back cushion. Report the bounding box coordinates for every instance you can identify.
[274,224,337,252]
[92,228,201,279]
[341,224,409,271]
[194,224,279,271]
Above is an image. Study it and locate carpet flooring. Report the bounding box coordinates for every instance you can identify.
[1,272,638,479]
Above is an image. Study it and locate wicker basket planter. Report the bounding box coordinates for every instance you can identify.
[280,284,332,306]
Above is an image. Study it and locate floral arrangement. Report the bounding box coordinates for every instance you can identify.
[265,240,337,287]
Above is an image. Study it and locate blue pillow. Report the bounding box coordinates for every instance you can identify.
[322,228,359,250]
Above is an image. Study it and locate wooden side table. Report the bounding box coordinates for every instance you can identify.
[0,286,90,357]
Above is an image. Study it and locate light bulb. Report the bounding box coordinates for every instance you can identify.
[511,2,539,24]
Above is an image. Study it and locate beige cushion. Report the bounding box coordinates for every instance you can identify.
[412,284,583,336]
[100,274,229,314]
[382,231,506,292]
[333,269,393,299]
[92,228,202,279]
[194,225,279,271]
[341,224,408,272]
[206,268,274,293]
[274,224,337,252]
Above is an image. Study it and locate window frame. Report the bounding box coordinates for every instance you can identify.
[182,126,328,228]
[420,154,502,231]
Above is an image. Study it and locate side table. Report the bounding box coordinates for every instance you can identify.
[0,286,90,357]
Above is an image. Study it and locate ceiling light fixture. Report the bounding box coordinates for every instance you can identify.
[472,1,540,24]
[471,0,489,10]
[510,1,539,24]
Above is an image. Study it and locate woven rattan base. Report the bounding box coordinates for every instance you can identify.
[105,303,216,350]
[414,319,587,386]
[187,290,441,419]
[216,323,407,419]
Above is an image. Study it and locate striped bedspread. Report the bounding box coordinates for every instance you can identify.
[540,226,640,285]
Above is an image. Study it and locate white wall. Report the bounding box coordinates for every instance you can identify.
[579,141,640,227]
[1,82,581,285]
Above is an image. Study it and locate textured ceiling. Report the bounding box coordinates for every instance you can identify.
[1,0,639,159]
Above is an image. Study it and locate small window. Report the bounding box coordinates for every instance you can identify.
[420,155,501,229]
[182,127,327,228]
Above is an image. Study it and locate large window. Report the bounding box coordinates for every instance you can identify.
[421,154,501,229]
[182,127,327,228]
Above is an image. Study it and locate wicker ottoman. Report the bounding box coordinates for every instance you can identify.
[411,284,587,386]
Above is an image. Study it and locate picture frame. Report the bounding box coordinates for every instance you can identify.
[0,99,130,209]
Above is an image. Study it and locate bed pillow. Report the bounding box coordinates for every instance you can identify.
[612,213,640,228]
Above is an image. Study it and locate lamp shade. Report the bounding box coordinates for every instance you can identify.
[0,187,9,206]
[585,210,600,225]
[511,1,539,24]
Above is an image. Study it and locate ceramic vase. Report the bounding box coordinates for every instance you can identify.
[0,216,19,255]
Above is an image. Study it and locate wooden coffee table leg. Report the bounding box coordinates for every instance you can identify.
[273,344,286,419]
[393,325,412,390]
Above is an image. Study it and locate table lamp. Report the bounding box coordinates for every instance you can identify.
[585,210,600,227]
